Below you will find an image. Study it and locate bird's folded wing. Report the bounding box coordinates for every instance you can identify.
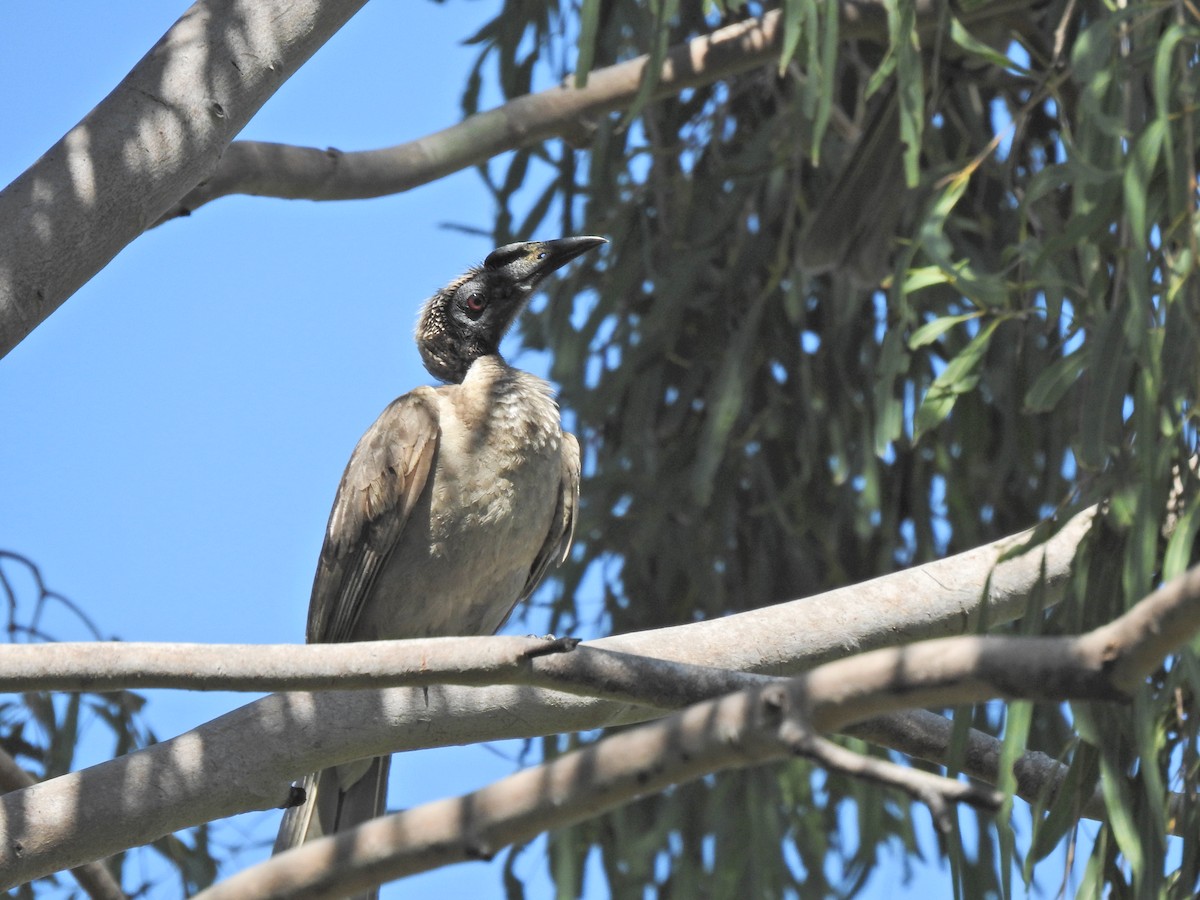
[520,431,581,603]
[306,389,440,644]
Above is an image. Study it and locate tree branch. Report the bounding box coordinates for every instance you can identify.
[0,506,1098,693]
[0,635,588,694]
[789,733,1003,833]
[0,747,126,900]
[0,507,1097,885]
[192,695,998,900]
[0,0,369,359]
[188,562,1200,900]
[804,564,1200,731]
[845,710,1200,834]
[847,710,1106,818]
[156,11,797,221]
[157,0,1044,224]
[0,0,1042,360]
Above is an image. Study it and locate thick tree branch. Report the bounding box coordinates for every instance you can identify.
[0,507,1096,885]
[0,635,586,694]
[0,747,126,900]
[194,697,999,900]
[0,506,1097,694]
[805,564,1200,731]
[0,0,1041,360]
[189,563,1200,900]
[0,0,369,359]
[599,507,1098,672]
[157,0,1041,224]
[157,11,798,221]
[1094,562,1200,690]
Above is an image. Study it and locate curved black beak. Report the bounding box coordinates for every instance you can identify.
[485,235,607,287]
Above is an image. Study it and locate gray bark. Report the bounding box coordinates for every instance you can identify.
[0,507,1093,885]
[0,0,368,359]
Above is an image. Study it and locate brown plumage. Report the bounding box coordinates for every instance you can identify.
[273,237,604,897]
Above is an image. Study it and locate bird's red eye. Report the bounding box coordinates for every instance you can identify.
[466,293,487,313]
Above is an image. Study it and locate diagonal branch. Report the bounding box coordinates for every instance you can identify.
[787,733,1003,833]
[156,11,788,220]
[847,710,1106,819]
[0,0,1042,360]
[0,0,370,359]
[157,0,1043,224]
[188,563,1200,900]
[193,699,1000,900]
[804,565,1200,731]
[0,747,126,900]
[156,10,801,222]
[0,507,1097,885]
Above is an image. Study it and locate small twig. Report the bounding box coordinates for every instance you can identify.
[0,550,107,641]
[847,710,1100,816]
[1052,0,1079,65]
[785,729,1003,832]
[933,68,1070,191]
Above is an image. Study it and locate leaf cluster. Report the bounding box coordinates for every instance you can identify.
[465,0,1200,895]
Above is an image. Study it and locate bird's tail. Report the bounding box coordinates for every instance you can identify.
[273,755,392,900]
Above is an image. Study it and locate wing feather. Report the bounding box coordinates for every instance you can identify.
[306,390,439,644]
[519,431,580,603]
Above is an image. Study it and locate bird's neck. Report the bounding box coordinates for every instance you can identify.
[463,352,511,383]
[449,355,559,442]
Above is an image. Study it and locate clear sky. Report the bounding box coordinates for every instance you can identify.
[1,4,1092,899]
[1,3,568,896]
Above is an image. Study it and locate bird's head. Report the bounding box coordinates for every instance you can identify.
[415,235,606,383]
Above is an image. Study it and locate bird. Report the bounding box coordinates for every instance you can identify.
[273,236,606,888]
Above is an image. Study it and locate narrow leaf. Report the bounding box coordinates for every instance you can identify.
[1163,500,1200,580]
[914,319,1000,440]
[574,0,602,88]
[949,18,1022,72]
[908,313,981,349]
[1027,742,1099,871]
[1122,118,1165,249]
[997,700,1033,896]
[809,0,839,161]
[1024,346,1091,412]
[1079,305,1130,468]
[778,0,804,73]
[892,0,923,186]
[901,265,954,294]
[1098,752,1145,876]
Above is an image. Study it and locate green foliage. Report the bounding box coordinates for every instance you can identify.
[466,0,1200,895]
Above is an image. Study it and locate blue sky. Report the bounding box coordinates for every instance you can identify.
[1,4,1098,898]
[1,3,571,895]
